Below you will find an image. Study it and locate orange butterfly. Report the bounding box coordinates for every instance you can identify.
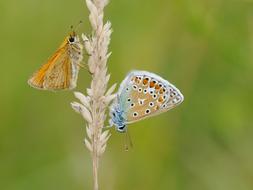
[28,30,83,90]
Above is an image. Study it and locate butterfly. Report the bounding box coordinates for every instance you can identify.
[109,70,184,133]
[28,30,83,91]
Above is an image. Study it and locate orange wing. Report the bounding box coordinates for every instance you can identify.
[28,43,72,90]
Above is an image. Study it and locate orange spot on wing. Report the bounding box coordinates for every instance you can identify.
[143,78,149,85]
[159,88,166,94]
[155,105,160,110]
[158,96,164,103]
[149,81,155,88]
[155,84,161,90]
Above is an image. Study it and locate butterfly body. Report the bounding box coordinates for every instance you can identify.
[28,32,83,91]
[110,71,184,132]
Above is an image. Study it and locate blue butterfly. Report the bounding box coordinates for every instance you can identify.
[110,71,184,132]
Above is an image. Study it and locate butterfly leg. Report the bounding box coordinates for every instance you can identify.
[102,119,114,130]
[84,52,92,56]
[109,119,114,127]
[77,62,86,68]
[124,128,133,151]
[78,61,93,75]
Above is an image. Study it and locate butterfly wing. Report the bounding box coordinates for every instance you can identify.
[28,45,77,90]
[43,51,73,90]
[117,71,184,124]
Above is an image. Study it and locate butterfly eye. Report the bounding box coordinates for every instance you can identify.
[143,89,147,94]
[131,103,135,107]
[127,98,131,102]
[138,88,142,92]
[118,126,125,130]
[69,37,75,43]
[153,94,157,99]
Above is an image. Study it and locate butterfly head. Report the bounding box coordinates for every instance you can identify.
[68,32,79,44]
[68,21,82,44]
[116,124,127,133]
[110,106,127,133]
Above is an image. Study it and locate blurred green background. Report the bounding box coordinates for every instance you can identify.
[1,0,253,189]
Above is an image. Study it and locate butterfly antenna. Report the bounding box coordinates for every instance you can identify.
[69,21,82,35]
[74,20,83,31]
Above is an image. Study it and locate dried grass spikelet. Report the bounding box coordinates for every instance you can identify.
[71,0,115,189]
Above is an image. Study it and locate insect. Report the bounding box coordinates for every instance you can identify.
[28,28,83,90]
[110,70,184,133]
